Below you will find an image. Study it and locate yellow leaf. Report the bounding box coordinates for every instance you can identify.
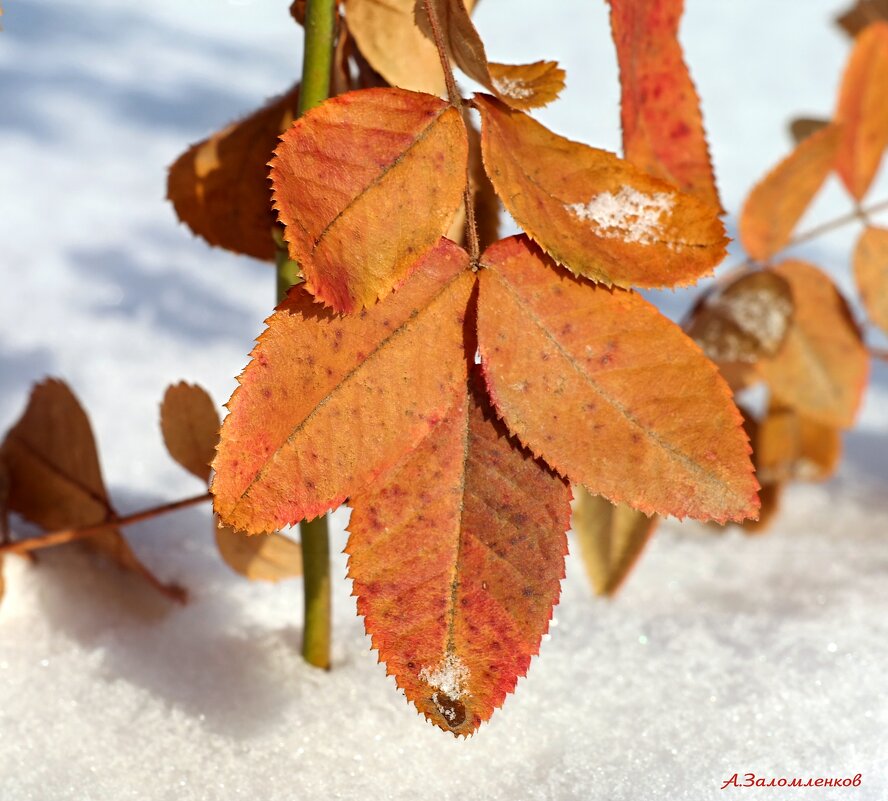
[853,226,888,335]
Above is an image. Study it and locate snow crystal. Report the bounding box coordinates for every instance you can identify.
[566,186,674,245]
[419,653,471,699]
[491,76,534,100]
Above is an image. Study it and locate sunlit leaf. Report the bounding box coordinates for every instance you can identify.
[758,261,869,427]
[212,240,475,533]
[168,84,301,262]
[0,380,184,601]
[475,95,728,289]
[348,385,570,736]
[607,0,721,209]
[835,22,888,200]
[853,226,888,335]
[571,488,657,597]
[271,88,468,312]
[476,236,759,523]
[739,124,842,262]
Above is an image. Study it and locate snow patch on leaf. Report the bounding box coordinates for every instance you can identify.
[491,76,534,100]
[566,186,674,246]
[419,653,471,699]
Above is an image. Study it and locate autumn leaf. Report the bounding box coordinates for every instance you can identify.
[834,22,888,200]
[476,236,759,523]
[474,94,728,289]
[571,488,657,597]
[758,261,868,427]
[347,384,570,736]
[271,88,468,312]
[686,269,794,364]
[160,382,220,483]
[212,240,474,533]
[415,0,565,110]
[607,0,720,209]
[853,226,888,334]
[837,0,888,36]
[788,116,830,145]
[345,0,477,95]
[738,123,842,262]
[755,404,842,484]
[0,380,184,601]
[168,84,301,262]
[215,521,303,582]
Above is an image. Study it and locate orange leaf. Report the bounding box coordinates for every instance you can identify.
[271,88,468,312]
[1,380,184,601]
[607,0,720,209]
[686,269,794,364]
[835,22,888,199]
[739,123,842,262]
[212,240,474,533]
[417,0,565,110]
[347,385,570,736]
[853,226,888,334]
[160,382,220,483]
[571,488,657,597]
[755,404,842,484]
[476,236,759,523]
[758,261,869,427]
[167,84,301,262]
[215,519,303,582]
[345,0,476,94]
[474,94,728,289]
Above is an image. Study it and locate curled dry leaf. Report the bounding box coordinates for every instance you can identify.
[345,0,476,95]
[837,1,888,36]
[215,519,303,582]
[0,380,184,601]
[160,382,220,483]
[416,0,564,110]
[571,488,657,597]
[853,226,888,334]
[474,94,728,289]
[476,236,759,523]
[687,269,794,364]
[212,240,474,534]
[271,88,468,312]
[739,123,842,263]
[835,21,888,200]
[755,404,842,485]
[348,385,570,736]
[759,261,868,427]
[607,0,721,209]
[168,84,301,262]
[789,116,831,145]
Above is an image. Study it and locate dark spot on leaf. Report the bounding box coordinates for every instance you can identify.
[432,693,466,729]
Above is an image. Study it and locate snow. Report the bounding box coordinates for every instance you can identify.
[418,653,471,699]
[567,187,674,245]
[491,76,534,100]
[1,1,887,799]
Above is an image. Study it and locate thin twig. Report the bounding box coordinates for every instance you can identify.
[422,0,481,264]
[784,197,888,250]
[0,492,212,556]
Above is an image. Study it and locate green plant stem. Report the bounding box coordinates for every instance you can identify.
[277,0,337,671]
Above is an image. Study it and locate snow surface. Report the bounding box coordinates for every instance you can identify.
[1,1,887,799]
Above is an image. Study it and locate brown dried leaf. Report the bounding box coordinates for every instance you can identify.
[348,385,570,736]
[160,382,220,483]
[475,94,728,289]
[417,0,565,110]
[345,0,476,94]
[687,269,794,364]
[837,0,888,36]
[1,380,183,601]
[477,236,759,523]
[215,517,302,582]
[290,0,307,25]
[167,84,301,262]
[212,240,475,534]
[759,261,869,427]
[572,488,657,597]
[789,117,831,145]
[270,88,468,312]
[739,123,842,262]
[853,226,888,334]
[835,22,888,200]
[608,0,721,209]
